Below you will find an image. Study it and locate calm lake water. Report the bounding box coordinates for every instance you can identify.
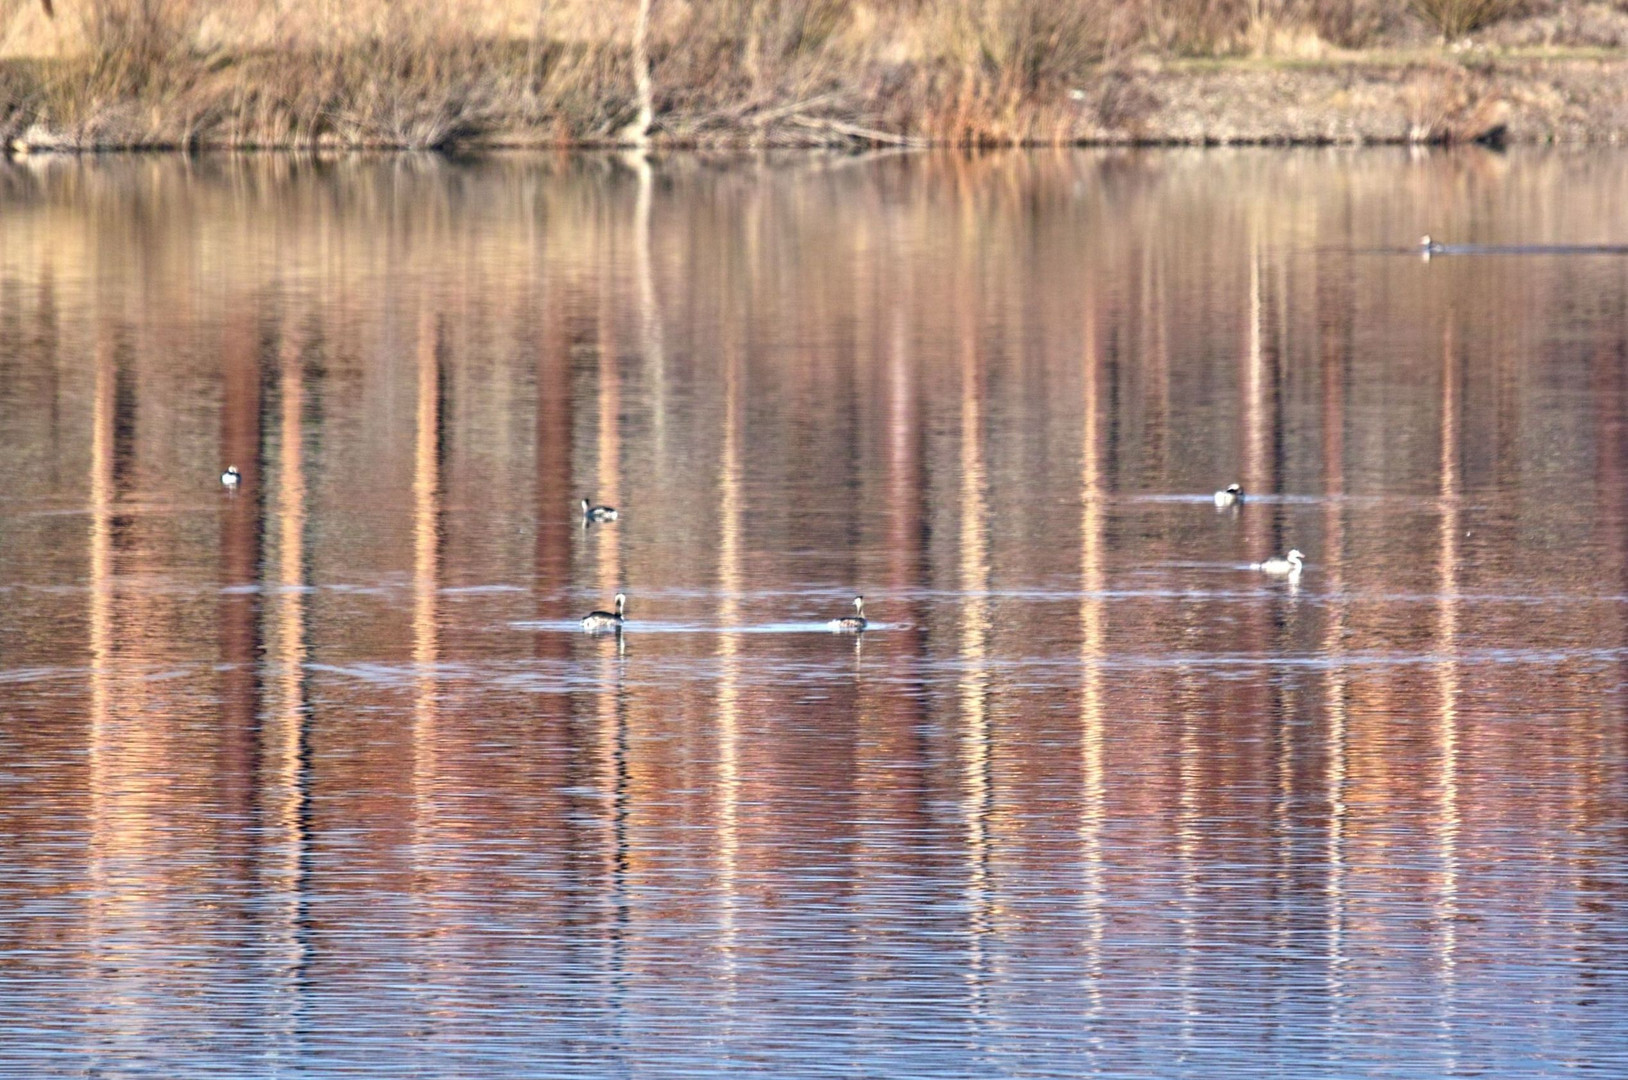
[1,149,1626,1077]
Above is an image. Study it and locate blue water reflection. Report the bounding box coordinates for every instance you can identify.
[1,148,1626,1077]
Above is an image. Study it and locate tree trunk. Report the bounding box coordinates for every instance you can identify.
[628,0,655,147]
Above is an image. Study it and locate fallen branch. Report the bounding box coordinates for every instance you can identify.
[750,93,844,126]
[787,114,926,147]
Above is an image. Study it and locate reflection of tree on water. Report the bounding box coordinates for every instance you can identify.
[596,153,646,1043]
[604,640,632,1041]
[411,307,444,904]
[629,150,666,456]
[218,307,265,809]
[270,318,316,1035]
[1435,317,1462,1066]
[1078,289,1107,1023]
[957,306,995,1031]
[1318,250,1351,1035]
[714,303,744,1022]
[6,151,1628,1070]
[85,323,117,1022]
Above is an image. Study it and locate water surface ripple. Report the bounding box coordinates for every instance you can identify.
[1,149,1626,1078]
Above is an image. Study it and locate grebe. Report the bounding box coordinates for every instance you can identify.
[581,498,618,523]
[1252,548,1305,576]
[221,465,241,490]
[581,592,626,632]
[1419,234,1445,261]
[829,595,868,632]
[1214,483,1243,507]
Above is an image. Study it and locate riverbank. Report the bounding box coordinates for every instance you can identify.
[5,2,1628,150]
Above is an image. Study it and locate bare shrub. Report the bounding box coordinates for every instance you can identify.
[318,34,497,149]
[981,0,1114,87]
[526,40,633,141]
[1091,69,1160,130]
[75,0,199,91]
[1138,0,1252,53]
[1410,0,1519,38]
[655,0,851,105]
[712,0,850,73]
[1286,0,1407,47]
[925,0,1115,87]
[10,0,209,146]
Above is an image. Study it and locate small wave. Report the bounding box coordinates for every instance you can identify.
[512,620,896,635]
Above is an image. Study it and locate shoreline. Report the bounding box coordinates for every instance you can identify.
[7,50,1628,153]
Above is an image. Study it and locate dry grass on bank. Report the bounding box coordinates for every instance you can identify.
[0,0,1608,149]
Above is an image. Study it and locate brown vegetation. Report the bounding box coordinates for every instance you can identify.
[1,0,1626,149]
[1410,0,1519,38]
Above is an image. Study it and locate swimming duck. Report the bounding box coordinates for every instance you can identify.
[828,595,868,632]
[581,592,626,632]
[581,498,618,523]
[1214,483,1243,507]
[1252,548,1305,576]
[221,465,241,490]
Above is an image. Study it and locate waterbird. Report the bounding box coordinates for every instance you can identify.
[1252,548,1305,576]
[828,595,868,632]
[580,498,618,523]
[221,465,241,490]
[1419,234,1445,261]
[1214,482,1243,507]
[581,593,626,632]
